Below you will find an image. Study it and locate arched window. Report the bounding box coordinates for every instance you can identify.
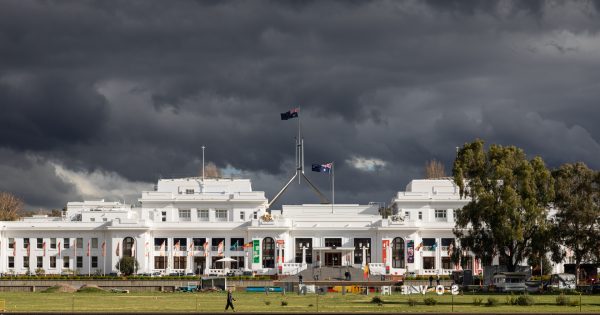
[392,237,405,268]
[262,237,275,268]
[123,237,135,257]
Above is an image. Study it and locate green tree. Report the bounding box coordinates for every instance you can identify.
[550,162,600,284]
[116,256,139,276]
[452,140,554,272]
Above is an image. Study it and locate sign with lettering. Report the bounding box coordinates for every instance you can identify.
[252,240,260,264]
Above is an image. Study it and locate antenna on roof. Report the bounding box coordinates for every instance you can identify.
[268,107,329,210]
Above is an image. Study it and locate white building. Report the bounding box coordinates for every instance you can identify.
[0,177,483,276]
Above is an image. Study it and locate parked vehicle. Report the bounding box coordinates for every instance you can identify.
[490,272,527,293]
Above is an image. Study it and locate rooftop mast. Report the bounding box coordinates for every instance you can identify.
[268,108,329,210]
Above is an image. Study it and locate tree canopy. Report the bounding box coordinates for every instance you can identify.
[550,162,600,283]
[452,139,555,271]
[0,192,24,221]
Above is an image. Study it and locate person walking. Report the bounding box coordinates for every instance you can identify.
[225,289,236,312]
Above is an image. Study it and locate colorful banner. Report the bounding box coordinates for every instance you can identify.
[407,240,414,264]
[382,240,389,264]
[252,240,260,264]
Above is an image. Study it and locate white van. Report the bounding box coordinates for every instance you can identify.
[491,272,528,293]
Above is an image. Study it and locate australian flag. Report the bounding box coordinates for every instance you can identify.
[280,108,299,120]
[312,163,332,173]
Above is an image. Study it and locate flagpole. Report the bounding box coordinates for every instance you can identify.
[331,162,335,214]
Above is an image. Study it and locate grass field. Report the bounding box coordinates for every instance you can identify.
[0,291,599,313]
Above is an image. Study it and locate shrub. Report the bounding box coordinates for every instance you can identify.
[486,297,499,307]
[516,295,535,306]
[472,297,483,306]
[264,301,271,306]
[556,293,570,306]
[371,296,383,304]
[505,295,517,305]
[115,257,139,276]
[280,300,288,306]
[423,297,437,305]
[308,304,313,307]
[407,298,418,306]
[569,299,579,307]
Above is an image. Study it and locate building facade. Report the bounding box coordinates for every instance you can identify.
[0,177,492,276]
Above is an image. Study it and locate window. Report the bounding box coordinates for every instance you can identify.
[37,238,43,249]
[442,257,454,269]
[262,237,275,268]
[37,256,43,268]
[8,257,14,268]
[418,211,423,220]
[392,237,405,268]
[23,238,29,249]
[185,189,194,194]
[423,257,435,269]
[154,256,167,269]
[215,209,228,221]
[50,238,56,249]
[230,238,244,251]
[295,238,313,264]
[404,211,410,220]
[63,256,70,268]
[64,238,70,249]
[123,237,135,257]
[231,256,244,269]
[154,238,168,250]
[174,256,186,269]
[90,218,95,222]
[91,256,98,268]
[50,256,56,268]
[8,238,14,248]
[325,238,342,247]
[253,211,258,219]
[77,256,83,268]
[23,256,29,268]
[239,211,245,221]
[354,238,371,264]
[422,238,436,251]
[103,218,108,222]
[179,209,191,221]
[91,238,98,249]
[192,238,206,250]
[76,238,83,248]
[435,210,447,221]
[173,238,187,251]
[212,238,225,252]
[198,209,209,221]
[161,211,167,222]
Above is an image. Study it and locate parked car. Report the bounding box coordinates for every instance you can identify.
[491,272,527,293]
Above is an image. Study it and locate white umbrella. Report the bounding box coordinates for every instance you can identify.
[215,257,236,271]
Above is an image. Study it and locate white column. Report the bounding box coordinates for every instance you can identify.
[301,246,307,265]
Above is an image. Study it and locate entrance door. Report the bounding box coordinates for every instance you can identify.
[325,253,342,267]
[194,257,206,274]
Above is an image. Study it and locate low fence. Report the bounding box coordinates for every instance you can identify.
[0,279,274,292]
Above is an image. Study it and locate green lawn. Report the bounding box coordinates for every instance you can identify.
[0,291,599,313]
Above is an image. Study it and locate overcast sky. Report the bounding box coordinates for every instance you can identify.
[1,0,600,210]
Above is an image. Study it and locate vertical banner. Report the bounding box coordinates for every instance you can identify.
[407,240,414,263]
[252,240,260,264]
[382,240,389,264]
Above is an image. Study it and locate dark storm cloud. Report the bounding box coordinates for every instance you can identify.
[1,0,600,209]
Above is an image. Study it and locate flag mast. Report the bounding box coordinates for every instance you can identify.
[268,107,330,210]
[331,162,335,214]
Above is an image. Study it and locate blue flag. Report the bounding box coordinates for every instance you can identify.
[280,108,299,120]
[312,163,332,173]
